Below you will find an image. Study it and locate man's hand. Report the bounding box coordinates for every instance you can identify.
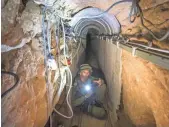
[93,78,102,87]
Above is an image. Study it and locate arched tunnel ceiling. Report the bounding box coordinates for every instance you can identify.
[70,8,121,37]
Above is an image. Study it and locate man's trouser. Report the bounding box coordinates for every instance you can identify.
[82,84,107,120]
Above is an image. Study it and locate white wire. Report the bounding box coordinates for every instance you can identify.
[54,67,73,119]
[61,19,67,58]
[47,21,51,53]
[53,18,73,119]
[50,115,52,127]
[41,2,74,120]
[72,40,82,59]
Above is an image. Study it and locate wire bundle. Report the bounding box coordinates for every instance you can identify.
[42,6,74,119]
[1,71,19,98]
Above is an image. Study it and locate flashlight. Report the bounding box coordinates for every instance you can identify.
[85,85,91,91]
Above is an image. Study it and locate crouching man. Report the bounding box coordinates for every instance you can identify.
[72,64,107,120]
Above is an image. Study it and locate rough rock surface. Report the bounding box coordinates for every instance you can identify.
[122,50,169,127]
[1,0,20,36]
[20,1,42,37]
[1,44,47,127]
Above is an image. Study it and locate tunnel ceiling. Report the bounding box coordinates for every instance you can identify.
[70,7,121,37]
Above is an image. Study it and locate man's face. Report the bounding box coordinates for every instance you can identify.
[80,69,90,82]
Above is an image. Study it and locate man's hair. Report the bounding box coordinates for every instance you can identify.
[79,64,93,73]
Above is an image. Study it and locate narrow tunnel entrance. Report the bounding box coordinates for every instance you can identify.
[85,32,91,62]
[85,31,104,77]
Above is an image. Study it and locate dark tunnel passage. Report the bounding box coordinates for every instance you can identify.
[85,32,105,79]
[85,33,92,62]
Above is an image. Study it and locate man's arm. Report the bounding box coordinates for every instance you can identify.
[72,81,93,107]
[91,76,104,87]
[71,78,86,107]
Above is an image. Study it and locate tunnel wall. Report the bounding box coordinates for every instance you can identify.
[90,37,169,127]
[122,50,169,127]
[90,38,122,124]
[1,45,48,127]
[1,38,85,127]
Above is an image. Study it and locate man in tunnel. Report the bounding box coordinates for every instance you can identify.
[72,64,107,120]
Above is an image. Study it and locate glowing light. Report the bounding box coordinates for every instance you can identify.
[85,85,91,91]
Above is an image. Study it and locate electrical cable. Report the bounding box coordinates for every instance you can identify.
[56,18,62,78]
[52,19,70,112]
[55,88,66,111]
[42,6,52,119]
[47,20,51,53]
[50,115,52,127]
[129,0,139,23]
[53,18,73,119]
[135,1,169,41]
[53,67,73,119]
[61,19,67,59]
[64,42,72,58]
[71,41,82,59]
[55,0,169,42]
[1,71,19,98]
[56,27,63,91]
[56,0,133,20]
[143,18,169,30]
